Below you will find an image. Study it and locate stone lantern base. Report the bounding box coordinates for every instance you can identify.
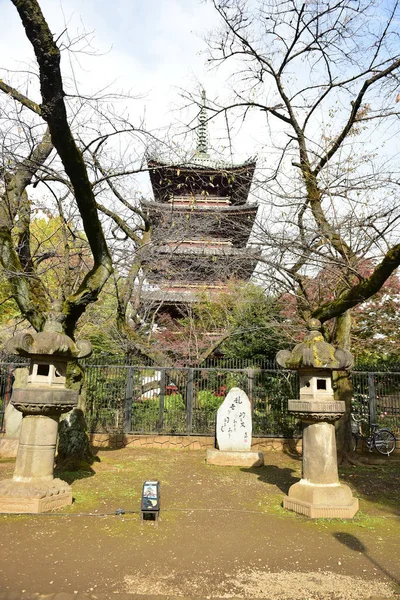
[283,480,359,518]
[0,310,92,514]
[283,419,359,519]
[0,478,72,513]
[0,412,73,513]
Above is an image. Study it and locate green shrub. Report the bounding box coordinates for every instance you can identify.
[197,390,221,410]
[164,393,185,411]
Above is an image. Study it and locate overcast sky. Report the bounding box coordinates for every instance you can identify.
[0,0,248,155]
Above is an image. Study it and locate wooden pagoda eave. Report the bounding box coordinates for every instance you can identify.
[145,253,260,284]
[147,157,256,174]
[147,158,256,204]
[141,200,258,247]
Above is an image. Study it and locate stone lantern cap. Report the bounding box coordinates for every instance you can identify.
[5,331,92,360]
[276,318,353,372]
[5,306,92,360]
[4,309,92,416]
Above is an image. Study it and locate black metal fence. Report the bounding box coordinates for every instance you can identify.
[84,365,299,437]
[352,370,400,435]
[1,357,400,437]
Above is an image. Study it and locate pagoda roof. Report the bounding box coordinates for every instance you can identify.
[147,90,257,206]
[145,244,260,285]
[151,241,261,264]
[146,244,260,286]
[147,156,256,172]
[147,157,256,205]
[140,281,246,307]
[141,199,258,247]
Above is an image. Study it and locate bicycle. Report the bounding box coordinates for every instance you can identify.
[351,415,397,456]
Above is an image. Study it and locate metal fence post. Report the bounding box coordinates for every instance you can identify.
[247,368,254,415]
[368,372,377,424]
[186,368,194,435]
[124,367,135,433]
[158,369,166,432]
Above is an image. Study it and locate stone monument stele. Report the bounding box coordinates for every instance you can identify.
[276,318,358,518]
[206,387,264,467]
[0,308,92,513]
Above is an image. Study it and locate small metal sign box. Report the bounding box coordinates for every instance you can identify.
[141,480,160,523]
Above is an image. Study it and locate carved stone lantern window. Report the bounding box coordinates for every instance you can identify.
[299,370,333,402]
[28,358,67,388]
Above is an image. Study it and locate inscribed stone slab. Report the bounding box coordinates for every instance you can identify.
[216,387,252,451]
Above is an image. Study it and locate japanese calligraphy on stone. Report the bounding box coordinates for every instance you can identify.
[216,387,252,452]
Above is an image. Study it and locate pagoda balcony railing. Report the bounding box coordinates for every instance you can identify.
[164,239,233,248]
[168,195,231,205]
[140,283,236,304]
[139,289,199,303]
[154,244,260,257]
[159,283,227,291]
[141,199,258,212]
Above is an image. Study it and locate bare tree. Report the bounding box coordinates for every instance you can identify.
[200,0,400,457]
[0,0,161,341]
[0,0,113,339]
[203,0,400,327]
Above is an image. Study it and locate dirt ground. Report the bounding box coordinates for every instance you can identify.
[0,447,399,600]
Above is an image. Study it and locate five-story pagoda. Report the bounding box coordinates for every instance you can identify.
[141,91,259,314]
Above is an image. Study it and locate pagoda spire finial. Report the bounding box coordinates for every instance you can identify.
[196,89,209,156]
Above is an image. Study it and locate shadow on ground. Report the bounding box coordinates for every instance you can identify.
[338,459,400,516]
[54,467,96,484]
[242,463,299,494]
[334,532,400,587]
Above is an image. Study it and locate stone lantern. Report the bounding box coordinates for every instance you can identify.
[276,319,358,518]
[0,309,92,513]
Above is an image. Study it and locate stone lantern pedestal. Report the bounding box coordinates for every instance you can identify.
[283,416,358,518]
[0,313,91,513]
[277,319,359,519]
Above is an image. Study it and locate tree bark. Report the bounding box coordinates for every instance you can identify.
[332,311,354,463]
[313,245,400,324]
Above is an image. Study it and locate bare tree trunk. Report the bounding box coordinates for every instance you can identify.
[332,311,354,464]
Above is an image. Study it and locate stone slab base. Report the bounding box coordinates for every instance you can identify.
[0,438,19,458]
[0,490,72,513]
[283,480,359,518]
[206,449,264,467]
[283,495,359,518]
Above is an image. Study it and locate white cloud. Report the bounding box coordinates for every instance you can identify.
[0,0,269,167]
[0,1,220,124]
